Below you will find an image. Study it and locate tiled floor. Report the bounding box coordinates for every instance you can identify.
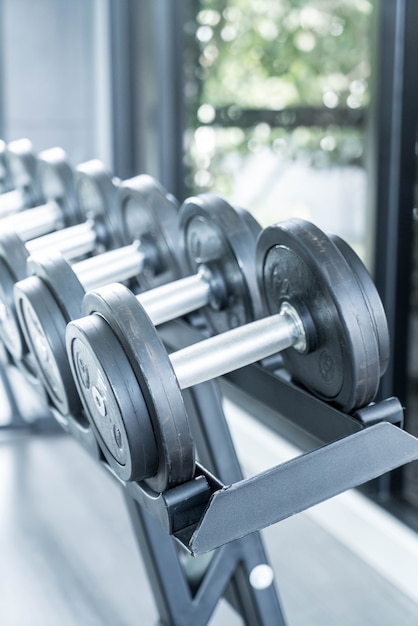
[1,429,418,626]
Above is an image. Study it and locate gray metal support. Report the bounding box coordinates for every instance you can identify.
[148,0,187,200]
[0,0,5,138]
[107,0,187,199]
[369,0,418,408]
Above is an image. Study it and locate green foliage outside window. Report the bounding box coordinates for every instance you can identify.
[184,0,373,198]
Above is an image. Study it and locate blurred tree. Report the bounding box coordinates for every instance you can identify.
[184,0,372,196]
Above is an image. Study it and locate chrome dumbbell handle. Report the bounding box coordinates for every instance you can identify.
[170,302,306,389]
[74,243,147,292]
[1,201,63,241]
[26,220,98,260]
[0,189,25,217]
[137,269,212,327]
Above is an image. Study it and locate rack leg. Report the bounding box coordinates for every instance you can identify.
[122,378,286,625]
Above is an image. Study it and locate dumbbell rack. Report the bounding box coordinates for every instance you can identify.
[0,322,287,624]
[87,317,418,624]
[2,317,418,625]
[123,372,287,625]
[0,345,58,433]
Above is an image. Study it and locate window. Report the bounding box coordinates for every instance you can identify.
[184,0,373,260]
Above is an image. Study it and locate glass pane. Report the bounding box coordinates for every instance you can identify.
[184,0,373,261]
[1,0,109,166]
[405,141,418,508]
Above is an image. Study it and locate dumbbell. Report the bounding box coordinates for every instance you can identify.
[66,218,389,492]
[0,138,43,217]
[14,176,185,415]
[15,194,263,418]
[0,146,79,239]
[0,159,121,367]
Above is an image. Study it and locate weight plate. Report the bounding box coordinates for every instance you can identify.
[179,194,265,334]
[68,283,195,491]
[68,315,158,482]
[75,160,122,252]
[15,252,86,416]
[328,233,390,377]
[6,138,41,207]
[118,175,186,290]
[256,219,381,412]
[37,148,81,226]
[0,232,30,358]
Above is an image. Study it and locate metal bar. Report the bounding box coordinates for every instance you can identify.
[158,318,365,443]
[108,0,137,179]
[26,220,96,260]
[92,0,113,170]
[138,272,211,326]
[170,310,300,390]
[0,189,24,216]
[148,0,187,199]
[208,105,365,130]
[2,201,61,241]
[123,493,194,626]
[74,244,146,291]
[108,0,187,192]
[188,422,418,555]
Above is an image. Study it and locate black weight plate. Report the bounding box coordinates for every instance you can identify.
[73,283,195,491]
[6,138,41,206]
[37,148,81,226]
[67,313,159,482]
[256,219,381,412]
[75,160,122,252]
[328,233,390,377]
[118,175,187,290]
[0,232,30,358]
[179,194,265,334]
[14,252,86,417]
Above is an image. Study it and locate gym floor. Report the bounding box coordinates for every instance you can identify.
[1,406,418,626]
